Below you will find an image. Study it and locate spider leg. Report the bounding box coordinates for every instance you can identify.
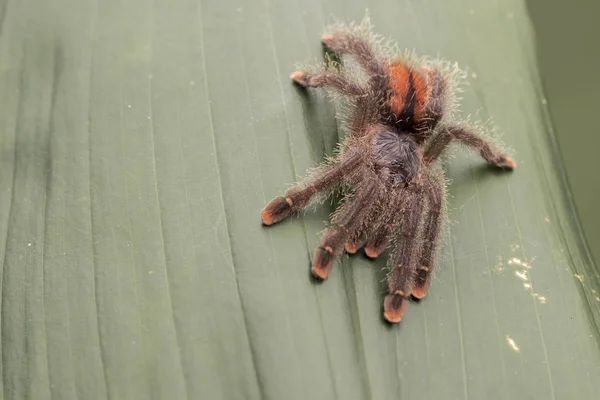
[423,129,452,163]
[261,152,361,226]
[290,71,366,96]
[320,31,386,79]
[383,188,424,323]
[362,190,407,259]
[344,217,370,254]
[312,178,379,279]
[343,194,393,254]
[344,234,365,254]
[412,176,444,299]
[423,124,516,169]
[343,190,389,254]
[343,193,392,255]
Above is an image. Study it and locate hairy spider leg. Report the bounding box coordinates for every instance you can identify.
[320,30,386,78]
[343,192,394,255]
[423,124,516,169]
[423,129,452,163]
[412,176,444,299]
[290,71,366,97]
[344,231,366,254]
[343,203,376,254]
[384,189,424,323]
[312,178,379,279]
[290,64,378,139]
[362,190,407,259]
[261,152,362,226]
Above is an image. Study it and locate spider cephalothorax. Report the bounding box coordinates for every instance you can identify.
[260,17,515,323]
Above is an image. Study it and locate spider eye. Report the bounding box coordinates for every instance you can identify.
[392,160,405,169]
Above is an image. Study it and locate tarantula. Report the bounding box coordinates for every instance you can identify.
[260,18,515,323]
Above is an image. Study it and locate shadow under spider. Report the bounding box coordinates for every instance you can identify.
[294,44,344,158]
[446,158,513,193]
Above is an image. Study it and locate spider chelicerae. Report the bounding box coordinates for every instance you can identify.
[260,17,515,323]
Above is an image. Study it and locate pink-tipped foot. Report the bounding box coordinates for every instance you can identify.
[364,246,382,259]
[311,245,336,280]
[290,71,307,84]
[384,293,408,323]
[311,265,329,280]
[321,33,334,44]
[496,156,516,169]
[261,196,293,226]
[260,208,276,226]
[345,241,360,254]
[503,156,517,169]
[412,267,432,299]
[411,286,428,300]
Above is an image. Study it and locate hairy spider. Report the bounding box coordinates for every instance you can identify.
[260,17,516,323]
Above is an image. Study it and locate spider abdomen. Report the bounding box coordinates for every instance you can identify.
[386,60,430,130]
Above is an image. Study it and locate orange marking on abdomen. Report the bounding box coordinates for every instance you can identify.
[387,60,430,121]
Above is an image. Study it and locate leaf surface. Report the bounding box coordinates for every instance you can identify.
[0,0,598,399]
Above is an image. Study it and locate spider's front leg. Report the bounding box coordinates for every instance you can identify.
[412,176,444,299]
[311,176,380,279]
[353,191,406,259]
[320,29,385,78]
[290,70,366,97]
[424,124,516,169]
[343,201,383,254]
[261,151,361,225]
[384,189,424,323]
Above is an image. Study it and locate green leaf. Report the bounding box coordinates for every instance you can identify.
[0,0,599,399]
